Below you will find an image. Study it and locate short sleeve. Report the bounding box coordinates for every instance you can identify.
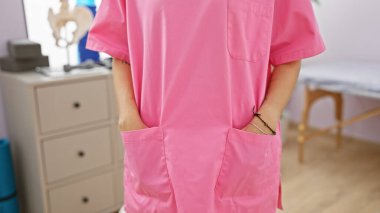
[85,0,130,63]
[269,0,326,66]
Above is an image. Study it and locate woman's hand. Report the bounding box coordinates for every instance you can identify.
[241,104,281,135]
[115,95,148,133]
[241,116,269,134]
[118,111,148,132]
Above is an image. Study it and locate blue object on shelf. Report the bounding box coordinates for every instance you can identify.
[0,138,19,213]
[77,0,100,63]
[76,0,96,6]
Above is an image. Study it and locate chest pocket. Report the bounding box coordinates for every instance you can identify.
[227,0,273,62]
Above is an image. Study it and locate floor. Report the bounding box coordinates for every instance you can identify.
[277,123,380,213]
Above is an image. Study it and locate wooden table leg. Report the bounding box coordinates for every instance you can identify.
[297,87,342,163]
[333,93,343,149]
[298,87,312,163]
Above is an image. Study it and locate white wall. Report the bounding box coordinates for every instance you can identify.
[288,0,380,143]
[314,0,380,62]
[0,0,28,138]
[0,1,27,57]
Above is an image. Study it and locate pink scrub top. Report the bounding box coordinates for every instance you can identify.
[86,0,326,212]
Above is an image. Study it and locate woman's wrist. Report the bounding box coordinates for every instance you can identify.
[118,101,145,131]
[254,103,282,132]
[119,99,140,118]
[248,116,273,135]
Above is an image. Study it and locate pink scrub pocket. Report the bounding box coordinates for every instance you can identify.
[215,127,281,208]
[120,126,173,199]
[227,0,272,62]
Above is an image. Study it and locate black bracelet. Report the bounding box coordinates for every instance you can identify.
[253,113,276,135]
[252,105,276,135]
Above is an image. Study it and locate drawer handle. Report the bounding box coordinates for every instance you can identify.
[73,101,81,109]
[77,150,85,158]
[82,196,90,204]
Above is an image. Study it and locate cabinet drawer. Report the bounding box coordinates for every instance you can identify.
[43,127,112,183]
[36,79,109,133]
[49,173,115,213]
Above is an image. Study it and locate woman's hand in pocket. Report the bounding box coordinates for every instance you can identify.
[241,116,272,135]
[241,105,280,135]
[118,111,148,132]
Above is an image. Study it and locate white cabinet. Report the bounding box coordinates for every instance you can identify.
[0,68,124,213]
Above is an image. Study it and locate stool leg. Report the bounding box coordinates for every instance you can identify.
[333,93,343,149]
[298,87,312,163]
